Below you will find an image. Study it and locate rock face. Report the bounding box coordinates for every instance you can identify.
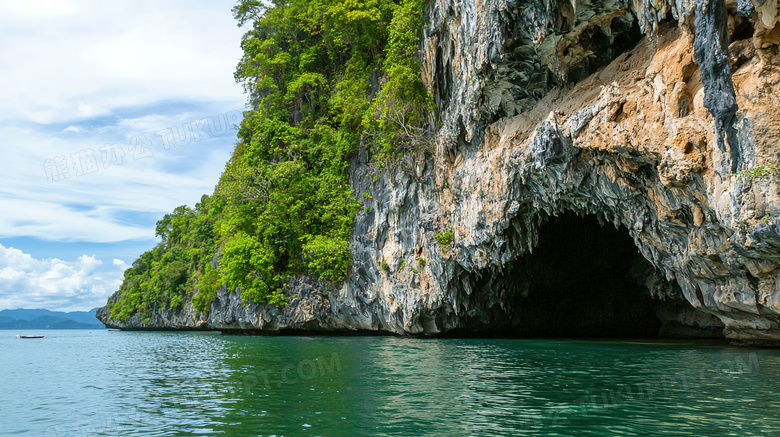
[100,0,780,345]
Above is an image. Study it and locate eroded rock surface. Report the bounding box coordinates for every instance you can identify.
[100,0,780,345]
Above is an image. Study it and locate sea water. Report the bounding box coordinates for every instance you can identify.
[2,330,780,436]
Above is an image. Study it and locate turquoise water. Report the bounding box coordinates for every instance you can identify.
[2,330,780,436]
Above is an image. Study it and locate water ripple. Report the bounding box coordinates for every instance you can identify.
[2,332,780,436]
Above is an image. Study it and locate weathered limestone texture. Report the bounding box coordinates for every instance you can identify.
[100,0,780,345]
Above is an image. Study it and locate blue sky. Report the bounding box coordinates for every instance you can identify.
[0,0,247,311]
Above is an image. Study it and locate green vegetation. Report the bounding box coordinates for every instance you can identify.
[108,196,219,321]
[106,0,431,321]
[416,256,425,267]
[362,0,435,163]
[435,230,454,247]
[381,261,389,271]
[735,163,778,182]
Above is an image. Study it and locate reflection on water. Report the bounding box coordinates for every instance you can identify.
[1,331,779,436]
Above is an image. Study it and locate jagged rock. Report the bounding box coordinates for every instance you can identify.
[100,0,780,345]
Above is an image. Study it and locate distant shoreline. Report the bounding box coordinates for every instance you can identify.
[0,308,104,330]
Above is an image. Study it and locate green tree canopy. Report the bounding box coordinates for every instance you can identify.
[107,0,431,321]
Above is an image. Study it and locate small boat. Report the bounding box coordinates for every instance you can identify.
[17,335,45,339]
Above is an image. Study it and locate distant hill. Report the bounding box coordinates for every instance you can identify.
[0,308,104,329]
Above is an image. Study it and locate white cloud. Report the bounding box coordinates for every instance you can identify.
[0,244,123,311]
[0,122,234,242]
[0,0,246,125]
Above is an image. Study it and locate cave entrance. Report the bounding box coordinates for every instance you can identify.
[508,212,665,338]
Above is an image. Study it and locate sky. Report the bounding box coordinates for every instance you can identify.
[0,0,247,312]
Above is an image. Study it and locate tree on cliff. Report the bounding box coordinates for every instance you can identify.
[107,0,431,321]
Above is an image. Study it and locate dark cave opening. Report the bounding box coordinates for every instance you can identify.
[508,213,663,337]
[449,212,726,339]
[445,211,727,339]
[731,18,755,42]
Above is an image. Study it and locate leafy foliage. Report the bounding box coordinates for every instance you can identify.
[362,0,434,163]
[193,264,221,312]
[217,0,430,304]
[108,196,219,321]
[435,231,454,247]
[735,163,778,182]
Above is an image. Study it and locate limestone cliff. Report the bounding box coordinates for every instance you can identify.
[99,0,780,345]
